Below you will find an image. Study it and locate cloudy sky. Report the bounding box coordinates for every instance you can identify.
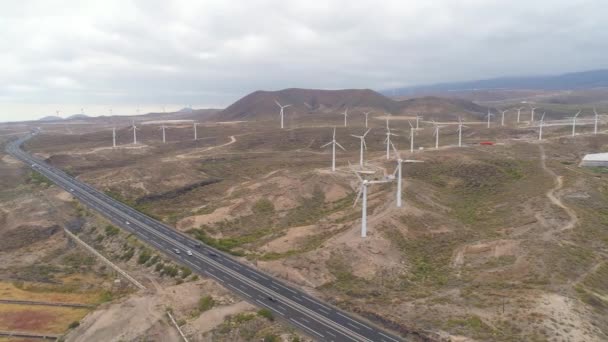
[1,0,607,122]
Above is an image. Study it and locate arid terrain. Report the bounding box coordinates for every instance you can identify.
[1,91,608,341]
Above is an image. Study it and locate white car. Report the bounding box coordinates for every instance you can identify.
[125,221,130,225]
[186,250,193,256]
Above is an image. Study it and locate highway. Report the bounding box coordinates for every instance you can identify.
[5,134,405,342]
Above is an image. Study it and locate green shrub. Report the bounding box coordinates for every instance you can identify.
[105,225,119,237]
[181,267,192,279]
[68,321,80,329]
[257,308,274,321]
[198,295,215,312]
[252,198,275,215]
[137,249,151,264]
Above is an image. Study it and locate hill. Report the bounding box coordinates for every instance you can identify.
[38,115,63,121]
[385,69,608,97]
[217,88,484,121]
[66,114,90,120]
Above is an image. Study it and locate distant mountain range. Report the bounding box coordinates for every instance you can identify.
[216,88,487,121]
[384,69,608,97]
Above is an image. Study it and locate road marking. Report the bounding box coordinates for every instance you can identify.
[227,284,252,298]
[347,322,361,330]
[289,318,325,338]
[271,281,297,294]
[319,308,331,315]
[337,312,372,330]
[379,332,400,342]
[303,296,333,312]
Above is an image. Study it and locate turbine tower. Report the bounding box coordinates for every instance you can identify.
[570,110,581,136]
[538,113,546,141]
[353,172,390,238]
[384,119,398,159]
[457,117,468,147]
[408,121,416,153]
[274,100,291,129]
[193,122,198,140]
[594,107,599,135]
[415,115,422,129]
[500,109,508,126]
[485,110,494,129]
[363,111,371,128]
[517,107,524,123]
[432,121,445,149]
[321,127,346,172]
[390,147,423,208]
[160,125,167,143]
[112,127,116,148]
[342,108,349,127]
[130,121,139,144]
[350,128,371,168]
[530,107,537,123]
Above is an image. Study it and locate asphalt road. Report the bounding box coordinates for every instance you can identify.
[6,134,405,342]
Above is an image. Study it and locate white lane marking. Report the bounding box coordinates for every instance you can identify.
[337,312,373,330]
[347,322,361,330]
[227,284,252,298]
[327,331,337,337]
[379,332,400,342]
[270,284,280,290]
[319,308,331,315]
[303,296,333,312]
[271,281,297,294]
[289,318,325,338]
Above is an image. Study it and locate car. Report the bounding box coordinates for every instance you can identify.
[173,249,180,254]
[193,242,201,248]
[69,188,74,192]
[186,250,192,256]
[31,164,36,168]
[125,221,130,225]
[267,296,277,302]
[208,251,218,257]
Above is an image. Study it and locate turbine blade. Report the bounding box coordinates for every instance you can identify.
[363,139,367,150]
[321,141,332,148]
[274,100,281,107]
[336,142,346,151]
[284,104,292,108]
[353,185,363,207]
[364,128,371,137]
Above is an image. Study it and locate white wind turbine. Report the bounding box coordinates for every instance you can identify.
[530,107,537,123]
[570,110,581,136]
[321,127,346,172]
[457,117,468,147]
[432,120,446,149]
[353,171,391,238]
[342,108,349,127]
[594,107,600,135]
[274,100,291,129]
[415,115,422,129]
[500,109,508,126]
[517,107,524,123]
[112,127,117,148]
[384,119,398,159]
[130,121,140,144]
[538,112,546,141]
[363,111,371,128]
[193,122,198,140]
[485,110,494,129]
[389,146,423,208]
[351,128,371,168]
[160,125,167,143]
[408,121,416,153]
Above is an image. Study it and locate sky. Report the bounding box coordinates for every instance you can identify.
[1,0,607,122]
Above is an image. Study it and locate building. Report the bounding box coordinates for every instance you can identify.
[580,153,608,167]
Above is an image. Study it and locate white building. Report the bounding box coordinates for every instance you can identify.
[581,153,608,167]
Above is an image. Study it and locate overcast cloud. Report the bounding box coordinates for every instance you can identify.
[1,0,607,122]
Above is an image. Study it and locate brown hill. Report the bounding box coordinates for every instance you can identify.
[217,88,485,122]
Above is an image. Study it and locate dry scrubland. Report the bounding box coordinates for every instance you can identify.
[7,112,608,341]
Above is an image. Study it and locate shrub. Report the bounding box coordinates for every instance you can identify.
[252,198,275,215]
[137,249,151,264]
[198,295,215,312]
[181,267,192,279]
[68,321,80,329]
[105,225,119,237]
[257,308,274,321]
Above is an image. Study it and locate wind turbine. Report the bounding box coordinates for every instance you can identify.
[415,115,422,129]
[351,128,371,168]
[353,172,391,237]
[432,121,445,149]
[160,125,167,143]
[193,122,198,140]
[538,113,546,141]
[390,146,423,207]
[517,107,524,123]
[408,121,416,153]
[321,127,346,172]
[384,119,398,159]
[530,107,537,123]
[342,108,349,127]
[274,100,291,129]
[500,109,508,126]
[457,117,468,147]
[130,121,139,144]
[485,110,494,128]
[112,127,116,148]
[570,110,581,136]
[594,107,599,135]
[363,111,371,128]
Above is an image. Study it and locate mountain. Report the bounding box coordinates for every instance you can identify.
[38,115,63,121]
[217,88,485,121]
[385,69,608,97]
[66,114,89,120]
